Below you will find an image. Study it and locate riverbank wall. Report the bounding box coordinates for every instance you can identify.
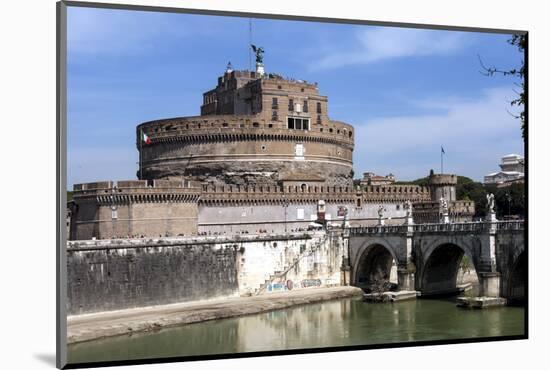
[67,231,344,315]
[67,286,363,344]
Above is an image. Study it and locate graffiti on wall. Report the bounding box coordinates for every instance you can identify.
[301,279,322,288]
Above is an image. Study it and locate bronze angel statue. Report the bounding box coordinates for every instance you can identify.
[251,44,264,64]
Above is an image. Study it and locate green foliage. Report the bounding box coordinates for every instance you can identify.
[457,178,524,219]
[480,33,526,140]
[493,183,525,218]
[456,178,488,217]
[394,176,429,186]
[397,174,525,219]
[459,254,471,272]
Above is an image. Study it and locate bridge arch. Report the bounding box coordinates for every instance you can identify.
[507,250,526,304]
[419,240,479,296]
[352,240,399,291]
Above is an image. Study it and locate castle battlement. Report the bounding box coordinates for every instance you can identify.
[428,174,457,186]
[136,117,354,148]
[72,180,201,204]
[362,184,430,195]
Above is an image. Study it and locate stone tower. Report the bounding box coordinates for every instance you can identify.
[136,68,354,187]
[429,174,457,203]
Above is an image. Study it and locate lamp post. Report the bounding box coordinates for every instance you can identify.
[506,192,512,218]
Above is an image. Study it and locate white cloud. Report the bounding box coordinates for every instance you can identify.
[314,27,467,70]
[353,87,524,181]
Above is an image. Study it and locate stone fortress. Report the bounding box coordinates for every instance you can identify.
[64,55,529,319]
[68,61,474,241]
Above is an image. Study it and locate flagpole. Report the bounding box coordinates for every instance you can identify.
[441,148,443,174]
[249,19,252,71]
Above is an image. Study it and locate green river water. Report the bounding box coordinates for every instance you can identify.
[68,296,525,364]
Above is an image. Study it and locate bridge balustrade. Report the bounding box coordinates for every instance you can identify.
[348,220,524,235]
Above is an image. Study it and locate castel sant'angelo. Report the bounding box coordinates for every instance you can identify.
[68,53,474,240]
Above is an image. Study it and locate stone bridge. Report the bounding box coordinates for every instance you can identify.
[345,220,525,301]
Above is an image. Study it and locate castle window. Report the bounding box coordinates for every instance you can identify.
[278,85,282,89]
[272,111,278,120]
[329,128,333,133]
[396,204,400,210]
[111,209,118,219]
[316,102,322,114]
[349,131,353,138]
[356,198,362,208]
[287,117,310,131]
[303,100,308,112]
[253,122,259,128]
[222,122,229,127]
[261,145,267,151]
[268,123,273,128]
[317,115,322,124]
[288,99,294,111]
[272,97,278,109]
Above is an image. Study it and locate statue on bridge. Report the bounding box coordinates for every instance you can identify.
[486,193,495,214]
[377,205,386,226]
[439,197,448,214]
[404,200,413,217]
[377,205,386,218]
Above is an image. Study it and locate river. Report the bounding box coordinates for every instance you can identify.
[68,295,525,364]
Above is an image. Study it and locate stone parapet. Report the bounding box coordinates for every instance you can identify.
[362,184,431,202]
[349,220,524,235]
[428,174,458,186]
[67,232,312,251]
[72,180,201,204]
[199,183,432,205]
[136,116,354,148]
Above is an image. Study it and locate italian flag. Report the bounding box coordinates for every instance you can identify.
[141,130,151,145]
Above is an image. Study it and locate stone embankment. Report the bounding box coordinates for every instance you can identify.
[67,286,363,344]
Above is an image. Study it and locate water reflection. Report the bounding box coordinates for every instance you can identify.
[68,298,524,364]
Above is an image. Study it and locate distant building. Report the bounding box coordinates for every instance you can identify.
[484,154,524,185]
[360,172,395,186]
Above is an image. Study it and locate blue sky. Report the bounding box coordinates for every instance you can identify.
[67,6,524,187]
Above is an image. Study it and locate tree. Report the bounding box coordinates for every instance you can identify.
[479,34,526,140]
[493,183,525,218]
